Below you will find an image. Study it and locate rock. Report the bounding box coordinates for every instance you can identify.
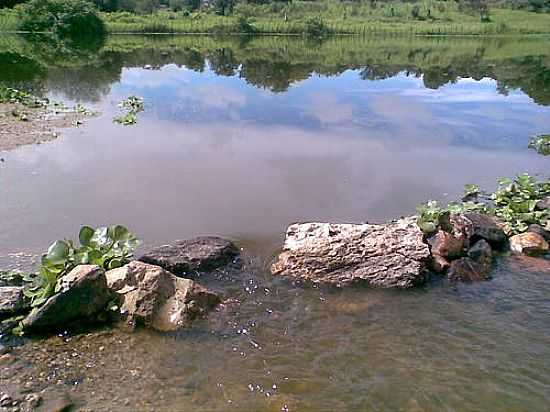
[450,212,507,247]
[271,216,431,288]
[535,196,550,210]
[467,239,492,267]
[427,230,464,259]
[431,254,450,273]
[24,394,41,408]
[139,236,239,277]
[22,265,111,332]
[105,261,221,332]
[505,255,550,273]
[448,257,491,282]
[0,286,28,316]
[527,224,550,242]
[509,232,549,256]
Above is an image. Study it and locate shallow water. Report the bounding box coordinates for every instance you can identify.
[1,34,550,411]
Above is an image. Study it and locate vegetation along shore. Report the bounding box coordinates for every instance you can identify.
[1,0,550,36]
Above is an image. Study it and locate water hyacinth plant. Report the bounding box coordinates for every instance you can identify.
[528,134,550,156]
[114,96,144,125]
[417,174,549,236]
[24,225,140,308]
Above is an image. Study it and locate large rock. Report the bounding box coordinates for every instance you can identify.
[467,239,492,267]
[0,287,28,316]
[450,212,507,247]
[105,261,221,332]
[139,236,239,277]
[509,232,549,256]
[22,265,111,332]
[271,217,430,288]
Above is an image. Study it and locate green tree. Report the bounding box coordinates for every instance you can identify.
[18,0,106,37]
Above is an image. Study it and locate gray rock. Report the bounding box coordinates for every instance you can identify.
[22,265,111,332]
[535,196,550,211]
[139,236,239,277]
[271,217,431,288]
[0,287,28,316]
[450,212,507,247]
[527,224,550,242]
[106,261,221,332]
[448,257,491,282]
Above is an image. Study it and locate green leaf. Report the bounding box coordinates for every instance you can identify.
[46,240,70,265]
[79,225,95,246]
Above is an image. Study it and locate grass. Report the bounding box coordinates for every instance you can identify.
[2,1,550,35]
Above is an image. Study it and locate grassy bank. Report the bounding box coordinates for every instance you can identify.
[2,1,550,35]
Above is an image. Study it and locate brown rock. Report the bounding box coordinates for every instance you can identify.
[428,230,464,259]
[106,261,221,332]
[271,217,431,288]
[431,254,450,273]
[448,257,491,282]
[509,232,549,256]
[450,212,507,247]
[22,265,111,332]
[139,237,239,277]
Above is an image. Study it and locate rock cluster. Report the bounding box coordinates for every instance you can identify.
[427,212,506,282]
[0,237,240,337]
[271,217,431,288]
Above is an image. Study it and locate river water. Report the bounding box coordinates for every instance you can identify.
[0,34,549,411]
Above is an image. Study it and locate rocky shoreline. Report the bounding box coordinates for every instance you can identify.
[0,209,548,410]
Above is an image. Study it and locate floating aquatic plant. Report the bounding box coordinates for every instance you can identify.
[114,96,144,126]
[23,225,140,308]
[417,174,550,236]
[528,134,550,156]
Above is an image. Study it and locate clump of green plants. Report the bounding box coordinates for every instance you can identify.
[17,0,106,37]
[303,16,331,37]
[492,174,550,234]
[114,96,144,125]
[417,174,549,236]
[0,86,48,108]
[24,225,140,308]
[528,134,550,156]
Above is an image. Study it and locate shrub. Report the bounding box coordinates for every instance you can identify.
[18,0,106,37]
[304,16,330,37]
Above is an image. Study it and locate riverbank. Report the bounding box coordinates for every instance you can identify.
[0,88,94,152]
[2,5,550,35]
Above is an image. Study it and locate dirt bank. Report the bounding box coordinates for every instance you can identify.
[0,102,90,152]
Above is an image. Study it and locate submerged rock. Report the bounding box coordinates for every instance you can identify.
[509,232,549,256]
[139,236,239,277]
[448,257,491,282]
[0,286,28,316]
[22,265,111,332]
[106,261,221,332]
[271,217,430,288]
[450,212,507,247]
